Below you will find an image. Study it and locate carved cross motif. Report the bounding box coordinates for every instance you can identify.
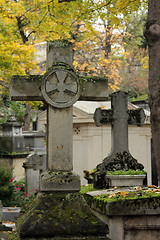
[42,69,80,108]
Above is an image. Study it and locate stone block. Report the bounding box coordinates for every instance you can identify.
[85,191,160,240]
[40,171,80,192]
[106,175,146,187]
[3,207,21,222]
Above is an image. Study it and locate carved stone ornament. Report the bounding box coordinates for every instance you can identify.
[41,68,80,108]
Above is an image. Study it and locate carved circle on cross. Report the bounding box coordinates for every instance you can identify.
[41,69,80,108]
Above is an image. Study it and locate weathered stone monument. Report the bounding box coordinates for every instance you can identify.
[23,130,46,153]
[93,91,146,188]
[0,117,24,153]
[9,40,109,239]
[23,153,47,193]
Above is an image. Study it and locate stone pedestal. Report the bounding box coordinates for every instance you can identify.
[40,171,80,192]
[106,175,146,187]
[8,192,109,240]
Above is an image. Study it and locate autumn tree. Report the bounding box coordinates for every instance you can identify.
[119,10,149,98]
[144,0,160,185]
[0,0,147,127]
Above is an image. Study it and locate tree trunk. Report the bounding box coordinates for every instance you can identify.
[144,0,160,185]
[24,104,32,131]
[104,20,112,59]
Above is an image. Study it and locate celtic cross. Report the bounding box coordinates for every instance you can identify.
[10,40,108,192]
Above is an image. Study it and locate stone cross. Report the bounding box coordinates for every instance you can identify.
[10,40,108,192]
[93,91,146,188]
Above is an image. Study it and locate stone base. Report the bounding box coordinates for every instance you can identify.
[8,236,108,240]
[106,175,146,187]
[7,192,109,239]
[94,151,145,189]
[40,171,81,192]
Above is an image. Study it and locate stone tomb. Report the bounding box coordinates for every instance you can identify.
[0,118,24,153]
[9,40,109,239]
[93,91,146,188]
[23,130,46,153]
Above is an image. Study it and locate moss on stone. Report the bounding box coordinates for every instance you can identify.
[12,75,43,83]
[10,192,108,239]
[79,76,108,83]
[84,191,160,216]
[47,40,71,51]
[47,62,75,73]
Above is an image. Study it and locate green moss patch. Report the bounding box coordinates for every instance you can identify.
[11,192,108,239]
[106,169,146,175]
[83,185,160,215]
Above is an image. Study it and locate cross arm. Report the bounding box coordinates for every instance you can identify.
[79,76,108,101]
[94,107,146,127]
[10,75,109,101]
[128,109,146,126]
[10,75,44,101]
[94,108,113,127]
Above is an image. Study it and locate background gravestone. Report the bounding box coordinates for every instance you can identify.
[0,118,24,153]
[23,130,46,153]
[93,91,146,188]
[23,153,46,193]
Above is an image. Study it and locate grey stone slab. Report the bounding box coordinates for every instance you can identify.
[10,75,43,101]
[85,192,160,216]
[106,175,146,187]
[10,76,108,101]
[40,171,80,192]
[2,207,21,222]
[47,106,73,171]
[23,130,46,153]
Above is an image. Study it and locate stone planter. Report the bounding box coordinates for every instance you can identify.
[106,175,146,187]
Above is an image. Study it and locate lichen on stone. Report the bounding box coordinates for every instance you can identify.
[8,192,108,239]
[47,40,71,51]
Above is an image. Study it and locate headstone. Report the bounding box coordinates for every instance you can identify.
[93,90,146,188]
[23,130,46,153]
[23,153,47,193]
[0,118,24,153]
[9,40,109,239]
